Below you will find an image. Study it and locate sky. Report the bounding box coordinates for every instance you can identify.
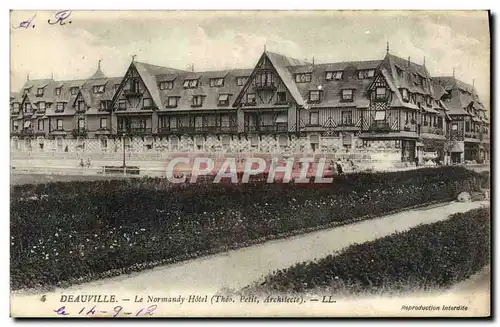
[10,10,490,107]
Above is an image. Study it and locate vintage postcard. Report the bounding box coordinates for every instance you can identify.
[9,10,491,318]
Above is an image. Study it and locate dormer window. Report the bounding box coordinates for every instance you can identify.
[236,76,248,86]
[24,103,32,112]
[93,85,105,94]
[395,66,404,78]
[192,95,204,107]
[118,99,126,110]
[70,87,79,95]
[342,89,353,101]
[12,103,20,113]
[309,90,321,103]
[159,81,174,90]
[114,84,120,92]
[54,87,61,96]
[184,79,199,89]
[325,71,343,81]
[246,93,256,105]
[295,73,312,83]
[401,88,409,102]
[167,97,178,108]
[99,101,107,111]
[36,88,44,96]
[357,69,375,79]
[210,78,224,87]
[218,94,230,106]
[38,101,46,111]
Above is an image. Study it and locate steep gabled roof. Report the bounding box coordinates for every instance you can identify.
[381,53,433,96]
[288,60,382,109]
[157,68,253,111]
[131,61,190,108]
[265,51,308,106]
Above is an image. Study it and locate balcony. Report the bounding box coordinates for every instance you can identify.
[123,89,141,97]
[368,121,391,133]
[448,130,464,141]
[420,126,444,135]
[245,124,288,133]
[117,127,152,135]
[72,128,88,138]
[464,132,479,140]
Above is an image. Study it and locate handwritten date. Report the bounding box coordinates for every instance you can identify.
[54,304,157,317]
[13,10,72,30]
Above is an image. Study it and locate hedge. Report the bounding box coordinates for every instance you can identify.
[11,167,489,290]
[249,207,490,294]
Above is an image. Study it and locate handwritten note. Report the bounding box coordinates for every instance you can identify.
[54,305,158,317]
[12,10,72,30]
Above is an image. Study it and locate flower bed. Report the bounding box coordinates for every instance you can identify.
[10,167,488,290]
[249,207,490,294]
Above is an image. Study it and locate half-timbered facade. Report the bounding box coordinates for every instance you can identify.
[10,49,489,164]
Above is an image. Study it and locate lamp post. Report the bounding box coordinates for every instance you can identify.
[122,132,127,175]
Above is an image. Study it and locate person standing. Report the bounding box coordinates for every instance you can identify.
[336,158,344,175]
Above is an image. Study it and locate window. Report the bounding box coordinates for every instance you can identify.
[118,99,126,110]
[277,92,287,103]
[426,96,432,107]
[12,103,20,112]
[250,134,259,148]
[236,77,248,86]
[99,118,107,129]
[401,88,409,102]
[184,79,198,88]
[77,101,86,111]
[295,73,311,83]
[169,116,177,129]
[93,85,105,94]
[56,102,65,112]
[70,87,79,95]
[451,123,458,131]
[143,98,152,108]
[167,97,178,108]
[342,89,353,101]
[38,120,44,131]
[24,103,32,112]
[209,78,224,87]
[358,69,375,79]
[159,81,174,90]
[56,119,63,130]
[78,118,85,129]
[309,91,320,102]
[375,87,387,100]
[436,117,442,128]
[309,111,319,125]
[221,115,230,127]
[325,71,343,81]
[13,121,19,131]
[114,84,120,92]
[465,121,470,132]
[36,88,44,96]
[38,101,46,111]
[246,93,256,104]
[341,111,353,125]
[374,111,386,121]
[54,87,61,96]
[218,94,230,106]
[99,101,107,111]
[192,95,204,107]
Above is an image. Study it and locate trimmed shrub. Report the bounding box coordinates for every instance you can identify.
[10,167,488,290]
[251,207,490,294]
